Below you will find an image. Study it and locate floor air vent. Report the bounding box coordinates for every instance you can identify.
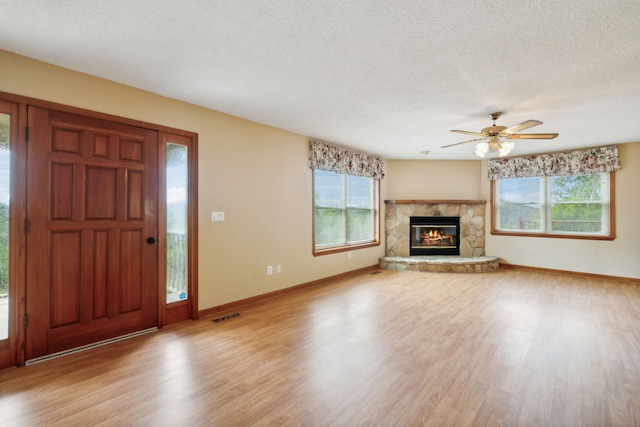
[212,313,240,323]
[369,270,382,275]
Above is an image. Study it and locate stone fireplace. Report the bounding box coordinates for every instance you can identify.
[381,200,498,273]
[384,200,486,257]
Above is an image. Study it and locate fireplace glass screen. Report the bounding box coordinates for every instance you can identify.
[410,216,460,256]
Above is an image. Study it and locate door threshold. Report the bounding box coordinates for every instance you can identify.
[25,327,158,366]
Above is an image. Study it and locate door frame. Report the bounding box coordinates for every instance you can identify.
[158,132,199,327]
[0,100,26,368]
[0,91,199,368]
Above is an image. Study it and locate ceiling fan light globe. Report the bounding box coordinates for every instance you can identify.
[498,141,515,157]
[474,142,489,157]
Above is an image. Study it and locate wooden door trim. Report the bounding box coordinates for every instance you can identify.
[0,100,27,368]
[0,91,197,138]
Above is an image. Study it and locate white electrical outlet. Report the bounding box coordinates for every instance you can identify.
[211,211,225,222]
[267,265,273,275]
[276,265,281,274]
[347,252,352,259]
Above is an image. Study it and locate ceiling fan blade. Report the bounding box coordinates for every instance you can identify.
[507,133,558,140]
[441,138,485,148]
[503,120,542,134]
[450,129,484,137]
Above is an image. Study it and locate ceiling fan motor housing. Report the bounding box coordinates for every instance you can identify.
[482,125,507,137]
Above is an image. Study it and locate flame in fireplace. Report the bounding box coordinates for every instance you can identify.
[421,228,454,246]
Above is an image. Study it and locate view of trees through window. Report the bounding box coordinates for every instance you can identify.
[550,174,604,232]
[0,113,9,298]
[495,173,609,235]
[0,112,9,340]
[166,142,188,303]
[0,203,7,297]
[314,170,375,249]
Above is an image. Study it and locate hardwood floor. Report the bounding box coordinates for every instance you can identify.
[1,268,639,426]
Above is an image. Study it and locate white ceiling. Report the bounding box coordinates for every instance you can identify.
[2,0,640,159]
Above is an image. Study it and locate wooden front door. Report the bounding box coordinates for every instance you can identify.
[25,106,159,360]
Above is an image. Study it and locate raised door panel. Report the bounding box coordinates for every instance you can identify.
[49,231,81,328]
[85,166,118,220]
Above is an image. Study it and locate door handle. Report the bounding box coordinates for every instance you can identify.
[146,237,156,244]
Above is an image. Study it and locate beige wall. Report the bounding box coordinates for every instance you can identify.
[384,160,483,200]
[0,50,386,310]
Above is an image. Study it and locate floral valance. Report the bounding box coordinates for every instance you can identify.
[309,139,385,179]
[487,145,621,180]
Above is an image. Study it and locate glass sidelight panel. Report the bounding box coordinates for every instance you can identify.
[0,113,9,339]
[166,143,188,304]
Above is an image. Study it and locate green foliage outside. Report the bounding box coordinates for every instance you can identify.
[0,114,8,295]
[315,207,373,246]
[346,208,373,242]
[167,232,188,295]
[0,203,8,296]
[0,113,9,149]
[549,174,602,232]
[315,208,343,245]
[498,204,541,230]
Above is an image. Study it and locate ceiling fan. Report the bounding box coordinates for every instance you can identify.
[441,112,558,157]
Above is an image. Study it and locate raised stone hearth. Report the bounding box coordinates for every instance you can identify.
[380,255,499,273]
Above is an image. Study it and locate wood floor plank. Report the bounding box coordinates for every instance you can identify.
[1,268,640,426]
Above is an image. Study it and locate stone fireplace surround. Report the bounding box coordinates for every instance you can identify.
[380,200,498,273]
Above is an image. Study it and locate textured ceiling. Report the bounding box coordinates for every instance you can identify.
[2,0,640,159]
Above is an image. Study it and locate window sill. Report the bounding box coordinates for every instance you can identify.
[490,230,615,241]
[313,241,380,256]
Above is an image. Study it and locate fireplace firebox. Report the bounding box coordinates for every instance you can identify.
[410,216,460,256]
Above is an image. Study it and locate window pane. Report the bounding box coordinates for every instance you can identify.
[166,143,188,304]
[315,207,344,246]
[347,208,373,242]
[0,113,9,339]
[496,177,543,231]
[550,174,606,233]
[346,175,372,208]
[314,170,343,208]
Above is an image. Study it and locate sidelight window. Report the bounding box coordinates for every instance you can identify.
[166,143,189,303]
[0,113,9,339]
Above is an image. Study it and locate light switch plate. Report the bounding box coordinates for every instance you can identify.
[211,211,225,221]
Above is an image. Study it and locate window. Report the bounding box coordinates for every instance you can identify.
[492,172,614,239]
[160,131,198,326]
[166,142,189,303]
[313,169,379,254]
[0,111,10,340]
